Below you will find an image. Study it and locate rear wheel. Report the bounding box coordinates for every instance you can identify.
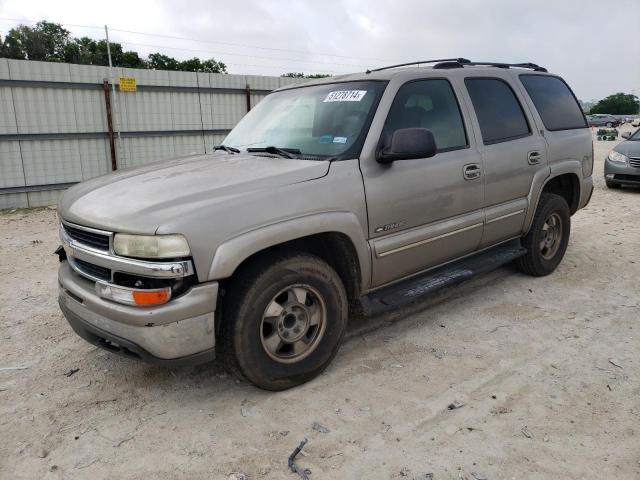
[220,253,348,390]
[516,193,571,277]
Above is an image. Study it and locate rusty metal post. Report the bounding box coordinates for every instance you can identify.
[103,80,118,171]
[245,84,251,112]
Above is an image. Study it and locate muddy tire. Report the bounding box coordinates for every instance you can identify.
[516,193,571,277]
[220,253,348,390]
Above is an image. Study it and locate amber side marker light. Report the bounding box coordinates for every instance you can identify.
[95,282,172,307]
[132,289,171,306]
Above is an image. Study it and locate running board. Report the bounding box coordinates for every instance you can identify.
[361,240,526,316]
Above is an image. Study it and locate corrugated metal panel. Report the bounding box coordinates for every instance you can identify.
[8,59,72,82]
[27,189,64,207]
[171,91,203,130]
[0,87,18,134]
[20,139,83,185]
[0,141,25,188]
[245,75,280,91]
[174,135,206,157]
[0,60,292,209]
[12,87,78,134]
[210,93,246,129]
[0,192,29,209]
[72,89,107,132]
[0,58,9,79]
[78,139,111,179]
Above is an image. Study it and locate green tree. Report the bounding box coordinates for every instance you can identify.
[1,19,227,74]
[148,53,180,70]
[121,51,147,69]
[590,93,639,115]
[200,59,227,73]
[93,40,123,66]
[1,21,70,61]
[282,72,330,79]
[64,37,97,65]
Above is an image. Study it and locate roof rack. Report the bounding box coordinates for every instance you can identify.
[365,59,547,74]
[365,58,471,74]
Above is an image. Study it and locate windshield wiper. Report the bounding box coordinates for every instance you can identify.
[246,146,301,159]
[213,145,240,154]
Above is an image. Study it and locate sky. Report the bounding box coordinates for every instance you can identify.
[0,0,639,101]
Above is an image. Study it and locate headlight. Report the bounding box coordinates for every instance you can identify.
[113,234,190,259]
[608,150,627,164]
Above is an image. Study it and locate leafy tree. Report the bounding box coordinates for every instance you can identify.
[200,59,226,73]
[0,19,228,73]
[64,37,97,65]
[93,40,123,66]
[282,72,330,79]
[148,52,180,71]
[1,21,70,61]
[121,51,147,69]
[590,93,639,115]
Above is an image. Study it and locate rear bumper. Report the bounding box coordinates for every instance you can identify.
[58,261,217,365]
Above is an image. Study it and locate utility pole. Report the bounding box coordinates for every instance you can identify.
[105,25,123,164]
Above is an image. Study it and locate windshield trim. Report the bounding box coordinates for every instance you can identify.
[249,79,389,162]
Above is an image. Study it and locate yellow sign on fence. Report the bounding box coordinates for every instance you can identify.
[118,77,137,92]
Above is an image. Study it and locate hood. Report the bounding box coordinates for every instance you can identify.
[615,140,640,158]
[59,152,330,233]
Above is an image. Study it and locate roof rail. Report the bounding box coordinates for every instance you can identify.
[365,59,547,74]
[365,58,471,74]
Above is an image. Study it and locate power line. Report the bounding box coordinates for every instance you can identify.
[116,40,372,69]
[0,16,392,63]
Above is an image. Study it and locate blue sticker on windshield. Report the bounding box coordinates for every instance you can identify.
[333,136,348,144]
[319,135,333,144]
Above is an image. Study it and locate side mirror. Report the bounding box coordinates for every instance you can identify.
[621,132,631,139]
[377,128,437,164]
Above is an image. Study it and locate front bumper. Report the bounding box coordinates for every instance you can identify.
[58,261,218,365]
[604,157,640,185]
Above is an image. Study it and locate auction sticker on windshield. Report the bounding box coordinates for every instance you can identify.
[323,90,367,102]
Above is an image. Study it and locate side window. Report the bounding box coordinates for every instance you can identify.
[519,74,587,131]
[465,78,531,145]
[383,79,468,151]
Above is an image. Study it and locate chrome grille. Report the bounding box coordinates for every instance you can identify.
[73,258,112,282]
[63,223,110,251]
[629,157,640,168]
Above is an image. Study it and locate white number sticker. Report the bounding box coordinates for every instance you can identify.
[323,90,367,102]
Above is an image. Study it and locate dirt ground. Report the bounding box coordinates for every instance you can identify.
[1,126,639,480]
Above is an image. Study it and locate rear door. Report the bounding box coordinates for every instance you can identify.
[462,74,549,247]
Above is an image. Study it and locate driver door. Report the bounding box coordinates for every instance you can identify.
[360,78,484,287]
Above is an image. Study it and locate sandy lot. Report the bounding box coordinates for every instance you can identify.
[1,126,639,480]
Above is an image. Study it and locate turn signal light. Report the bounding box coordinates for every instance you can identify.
[132,289,171,306]
[95,282,172,307]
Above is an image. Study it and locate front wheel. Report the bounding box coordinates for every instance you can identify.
[606,180,621,189]
[220,253,348,390]
[516,193,571,277]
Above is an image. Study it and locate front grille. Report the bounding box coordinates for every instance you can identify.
[64,224,110,251]
[614,174,640,183]
[629,157,640,168]
[74,258,111,281]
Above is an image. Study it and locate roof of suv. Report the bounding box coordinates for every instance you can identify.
[276,59,554,91]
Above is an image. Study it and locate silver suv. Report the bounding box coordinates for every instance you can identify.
[57,58,594,390]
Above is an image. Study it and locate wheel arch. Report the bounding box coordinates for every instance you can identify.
[524,161,582,234]
[209,212,371,300]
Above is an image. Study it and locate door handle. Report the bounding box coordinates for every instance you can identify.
[528,151,542,165]
[463,163,481,180]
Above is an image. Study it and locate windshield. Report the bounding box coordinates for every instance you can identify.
[223,81,386,159]
[629,129,640,141]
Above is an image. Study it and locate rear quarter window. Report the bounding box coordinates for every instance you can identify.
[519,75,587,131]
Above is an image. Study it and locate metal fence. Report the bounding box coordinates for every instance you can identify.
[0,59,306,209]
